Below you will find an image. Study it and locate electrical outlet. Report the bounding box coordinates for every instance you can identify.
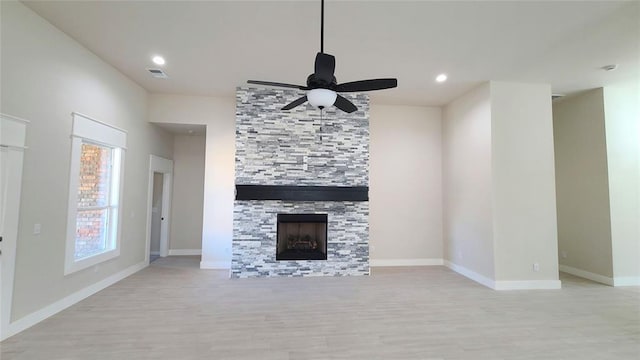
[33,223,41,235]
[561,251,567,259]
[533,263,540,272]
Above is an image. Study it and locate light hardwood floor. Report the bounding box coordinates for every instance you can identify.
[1,256,639,360]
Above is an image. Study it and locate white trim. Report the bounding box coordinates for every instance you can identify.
[0,144,28,151]
[445,261,562,290]
[72,113,127,149]
[71,112,126,134]
[149,154,174,173]
[613,277,640,286]
[370,258,443,267]
[3,261,146,341]
[1,113,28,149]
[65,249,121,275]
[64,139,126,275]
[493,280,562,290]
[0,113,31,124]
[559,264,614,286]
[70,135,127,151]
[200,260,230,269]
[168,249,202,256]
[64,114,127,275]
[444,260,495,289]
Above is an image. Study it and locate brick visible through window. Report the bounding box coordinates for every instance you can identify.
[74,143,113,260]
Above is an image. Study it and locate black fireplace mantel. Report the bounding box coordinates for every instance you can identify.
[235,185,368,202]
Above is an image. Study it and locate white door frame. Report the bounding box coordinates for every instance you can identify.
[0,113,29,341]
[145,155,173,264]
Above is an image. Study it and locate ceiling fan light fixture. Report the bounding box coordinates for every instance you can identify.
[307,88,337,109]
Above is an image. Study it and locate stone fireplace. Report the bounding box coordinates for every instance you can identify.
[231,87,369,278]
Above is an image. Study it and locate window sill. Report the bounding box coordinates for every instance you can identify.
[64,248,120,275]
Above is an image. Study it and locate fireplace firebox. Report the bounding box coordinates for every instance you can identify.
[276,214,327,260]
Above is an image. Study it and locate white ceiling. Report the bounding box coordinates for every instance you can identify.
[23,0,639,107]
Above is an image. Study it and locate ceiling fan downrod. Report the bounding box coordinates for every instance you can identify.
[320,0,324,53]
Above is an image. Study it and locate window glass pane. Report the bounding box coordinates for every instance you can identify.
[75,208,109,260]
[77,143,112,208]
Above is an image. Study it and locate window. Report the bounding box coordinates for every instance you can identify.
[65,113,126,275]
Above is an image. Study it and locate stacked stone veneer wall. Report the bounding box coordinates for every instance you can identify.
[231,87,370,278]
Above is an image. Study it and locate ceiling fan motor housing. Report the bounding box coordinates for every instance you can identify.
[307,73,337,90]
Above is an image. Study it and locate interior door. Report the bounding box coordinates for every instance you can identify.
[0,114,28,340]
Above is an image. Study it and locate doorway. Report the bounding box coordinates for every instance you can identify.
[145,155,173,265]
[149,173,164,262]
[1,114,28,340]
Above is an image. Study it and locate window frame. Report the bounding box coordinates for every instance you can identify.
[64,113,126,275]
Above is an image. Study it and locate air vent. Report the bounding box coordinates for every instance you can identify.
[146,68,168,79]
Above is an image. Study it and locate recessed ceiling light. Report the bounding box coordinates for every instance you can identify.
[152,56,165,65]
[436,74,447,83]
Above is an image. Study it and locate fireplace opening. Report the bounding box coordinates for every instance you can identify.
[276,214,327,261]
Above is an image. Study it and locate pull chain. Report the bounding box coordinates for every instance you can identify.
[319,108,324,142]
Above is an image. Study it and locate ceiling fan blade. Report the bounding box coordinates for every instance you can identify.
[247,80,308,90]
[336,78,398,92]
[282,96,308,110]
[314,52,335,83]
[334,95,357,113]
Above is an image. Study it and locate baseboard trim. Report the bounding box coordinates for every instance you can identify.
[370,258,444,267]
[150,251,160,256]
[168,249,202,256]
[613,276,640,286]
[4,261,147,340]
[494,280,562,290]
[559,265,614,286]
[444,260,495,289]
[445,261,561,290]
[200,261,230,269]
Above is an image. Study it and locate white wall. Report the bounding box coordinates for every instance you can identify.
[490,81,559,282]
[149,94,447,268]
[603,81,640,283]
[443,82,560,288]
[1,2,173,321]
[148,94,236,268]
[552,89,614,278]
[442,83,495,279]
[369,104,442,264]
[170,134,206,251]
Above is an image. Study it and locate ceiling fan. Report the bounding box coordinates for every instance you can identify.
[247,0,397,114]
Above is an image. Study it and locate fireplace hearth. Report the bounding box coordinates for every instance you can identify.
[277,214,327,261]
